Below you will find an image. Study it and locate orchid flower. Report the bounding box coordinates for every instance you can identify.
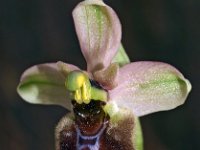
[17,0,191,149]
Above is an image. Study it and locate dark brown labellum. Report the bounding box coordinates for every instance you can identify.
[55,80,135,150]
[55,100,135,150]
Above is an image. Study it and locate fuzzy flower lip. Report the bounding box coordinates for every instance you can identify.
[17,0,191,117]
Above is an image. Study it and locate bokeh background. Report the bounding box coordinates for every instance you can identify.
[1,0,199,149]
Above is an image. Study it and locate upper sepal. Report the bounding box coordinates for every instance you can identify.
[17,62,79,110]
[109,61,192,116]
[73,0,121,73]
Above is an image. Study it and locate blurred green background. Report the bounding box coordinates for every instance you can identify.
[0,0,199,149]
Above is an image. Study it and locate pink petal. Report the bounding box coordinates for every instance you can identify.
[17,62,79,110]
[109,61,191,117]
[93,63,119,90]
[72,0,121,73]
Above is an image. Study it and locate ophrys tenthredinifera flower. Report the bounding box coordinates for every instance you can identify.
[17,0,191,149]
